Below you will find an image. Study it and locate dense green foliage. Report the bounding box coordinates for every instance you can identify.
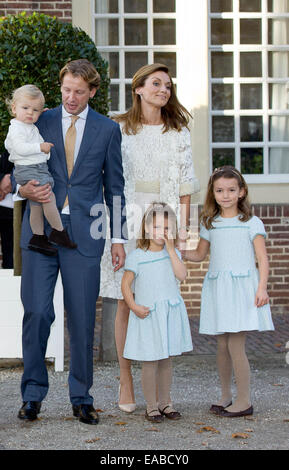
[0,12,109,152]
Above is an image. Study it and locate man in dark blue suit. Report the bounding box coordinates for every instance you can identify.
[17,59,126,424]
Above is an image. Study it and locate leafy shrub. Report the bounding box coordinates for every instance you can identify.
[0,12,109,152]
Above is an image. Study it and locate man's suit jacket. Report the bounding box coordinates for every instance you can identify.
[0,150,14,208]
[0,149,14,180]
[20,105,126,257]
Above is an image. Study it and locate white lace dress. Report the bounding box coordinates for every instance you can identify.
[100,123,200,299]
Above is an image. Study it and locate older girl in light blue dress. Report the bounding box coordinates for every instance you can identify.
[121,203,193,423]
[182,166,274,418]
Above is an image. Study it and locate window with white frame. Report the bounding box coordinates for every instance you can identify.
[209,0,289,182]
[92,0,176,112]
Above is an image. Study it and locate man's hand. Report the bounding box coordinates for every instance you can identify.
[111,243,126,272]
[19,179,52,203]
[0,174,12,198]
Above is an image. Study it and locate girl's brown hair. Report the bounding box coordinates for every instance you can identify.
[200,166,252,229]
[137,202,178,250]
[113,63,192,135]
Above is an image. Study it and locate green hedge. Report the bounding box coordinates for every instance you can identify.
[0,12,110,152]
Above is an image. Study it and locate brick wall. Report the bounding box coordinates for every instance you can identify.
[0,0,72,22]
[181,204,289,317]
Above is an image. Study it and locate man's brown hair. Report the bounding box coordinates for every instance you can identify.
[59,59,100,90]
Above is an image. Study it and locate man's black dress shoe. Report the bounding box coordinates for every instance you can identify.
[18,401,41,421]
[72,404,99,425]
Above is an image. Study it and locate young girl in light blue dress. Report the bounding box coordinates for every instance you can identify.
[121,202,193,423]
[182,166,274,418]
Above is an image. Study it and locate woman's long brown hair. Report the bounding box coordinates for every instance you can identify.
[113,63,192,135]
[200,166,252,229]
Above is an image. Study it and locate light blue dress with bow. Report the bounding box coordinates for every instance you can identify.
[199,215,274,335]
[123,247,193,361]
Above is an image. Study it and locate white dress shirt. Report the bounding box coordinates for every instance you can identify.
[61,105,87,215]
[0,193,14,209]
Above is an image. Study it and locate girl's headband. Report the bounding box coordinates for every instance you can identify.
[210,167,242,179]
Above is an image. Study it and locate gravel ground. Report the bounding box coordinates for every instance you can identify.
[0,354,288,452]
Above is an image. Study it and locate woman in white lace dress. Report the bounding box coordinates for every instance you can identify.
[100,63,200,412]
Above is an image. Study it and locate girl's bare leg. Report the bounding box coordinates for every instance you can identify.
[216,333,233,406]
[115,299,135,405]
[226,332,251,412]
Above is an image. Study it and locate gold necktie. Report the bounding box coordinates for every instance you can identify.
[63,115,79,208]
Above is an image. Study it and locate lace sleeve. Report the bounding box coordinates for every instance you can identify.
[178,127,200,196]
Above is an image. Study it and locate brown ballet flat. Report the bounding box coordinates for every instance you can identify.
[159,405,182,420]
[210,402,232,414]
[219,405,253,418]
[145,410,164,423]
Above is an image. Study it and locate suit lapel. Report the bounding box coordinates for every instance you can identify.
[48,106,68,178]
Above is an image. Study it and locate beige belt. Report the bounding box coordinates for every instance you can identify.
[135,180,160,193]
